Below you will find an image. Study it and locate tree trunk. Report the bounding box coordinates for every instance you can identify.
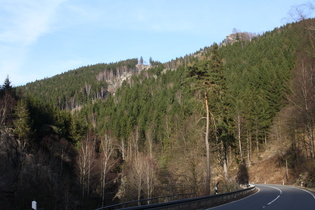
[101,161,107,207]
[101,135,114,207]
[204,92,211,195]
[306,125,314,158]
[247,132,251,166]
[285,160,289,181]
[223,154,228,180]
[237,113,244,162]
[310,125,314,159]
[121,138,125,160]
[256,127,259,155]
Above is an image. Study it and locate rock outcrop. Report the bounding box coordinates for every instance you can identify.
[96,64,150,94]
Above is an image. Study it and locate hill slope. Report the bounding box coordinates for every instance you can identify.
[19,59,140,110]
[3,18,315,209]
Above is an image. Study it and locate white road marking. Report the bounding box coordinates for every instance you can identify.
[264,186,282,206]
[208,185,314,209]
[207,187,260,209]
[267,195,280,205]
[290,186,315,200]
[264,185,315,208]
[268,186,282,195]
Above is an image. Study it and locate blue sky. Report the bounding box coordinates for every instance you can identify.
[0,0,313,86]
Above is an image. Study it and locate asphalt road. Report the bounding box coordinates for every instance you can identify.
[208,184,315,210]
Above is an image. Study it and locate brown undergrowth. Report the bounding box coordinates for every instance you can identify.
[247,143,315,187]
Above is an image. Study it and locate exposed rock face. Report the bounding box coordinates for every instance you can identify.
[222,32,256,46]
[96,64,150,94]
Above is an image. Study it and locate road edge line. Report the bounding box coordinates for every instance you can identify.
[208,187,260,209]
[290,186,315,200]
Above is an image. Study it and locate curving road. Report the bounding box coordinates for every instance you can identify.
[208,184,315,210]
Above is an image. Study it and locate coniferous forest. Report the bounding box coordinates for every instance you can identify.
[1,18,315,209]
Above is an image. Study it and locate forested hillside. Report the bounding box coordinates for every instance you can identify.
[2,19,315,209]
[19,59,140,110]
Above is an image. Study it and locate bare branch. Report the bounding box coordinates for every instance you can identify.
[286,3,315,22]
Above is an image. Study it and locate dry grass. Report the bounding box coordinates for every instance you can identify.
[247,144,295,185]
[246,141,315,188]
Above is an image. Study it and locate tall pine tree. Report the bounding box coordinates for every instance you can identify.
[186,43,228,194]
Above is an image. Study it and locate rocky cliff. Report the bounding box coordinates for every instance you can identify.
[96,64,150,94]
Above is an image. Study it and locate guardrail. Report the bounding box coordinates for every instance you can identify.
[97,186,256,210]
[96,193,196,210]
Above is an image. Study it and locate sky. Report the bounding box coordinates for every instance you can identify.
[0,0,314,86]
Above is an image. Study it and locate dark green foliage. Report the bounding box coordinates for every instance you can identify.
[23,20,308,156]
[13,99,31,140]
[187,43,232,145]
[216,22,303,148]
[0,76,13,96]
[1,79,87,209]
[79,65,196,146]
[0,77,18,125]
[6,19,315,208]
[17,96,85,142]
[18,59,138,110]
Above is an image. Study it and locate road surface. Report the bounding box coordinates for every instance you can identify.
[208,184,315,210]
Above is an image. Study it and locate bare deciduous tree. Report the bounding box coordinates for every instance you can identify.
[100,134,116,207]
[287,3,314,21]
[77,136,95,198]
[119,153,158,203]
[288,52,315,158]
[142,155,157,202]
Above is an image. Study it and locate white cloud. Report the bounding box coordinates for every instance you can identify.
[0,0,66,85]
[0,0,66,45]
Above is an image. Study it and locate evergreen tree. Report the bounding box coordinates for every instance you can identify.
[0,76,13,96]
[139,56,144,65]
[0,76,17,125]
[186,43,226,195]
[13,99,31,149]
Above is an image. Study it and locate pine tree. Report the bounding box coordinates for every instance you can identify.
[139,56,144,65]
[0,76,17,125]
[13,99,31,149]
[186,43,226,195]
